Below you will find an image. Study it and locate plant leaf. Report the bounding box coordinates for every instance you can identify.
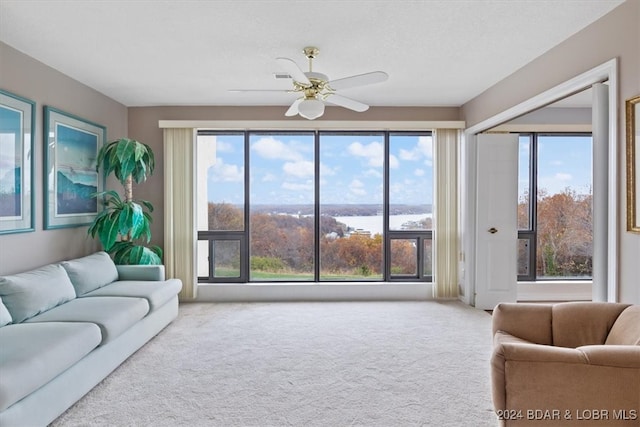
[140,200,154,212]
[128,202,145,239]
[118,203,132,236]
[99,212,121,250]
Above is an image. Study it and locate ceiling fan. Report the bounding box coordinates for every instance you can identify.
[230,46,389,120]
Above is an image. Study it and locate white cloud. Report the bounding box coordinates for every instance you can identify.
[414,168,425,176]
[417,136,433,157]
[283,160,314,178]
[283,181,313,192]
[399,148,419,161]
[349,179,367,196]
[389,154,399,169]
[320,162,336,176]
[251,136,302,161]
[364,168,383,178]
[209,159,243,182]
[261,172,277,182]
[348,141,384,167]
[397,136,433,166]
[216,140,235,153]
[555,172,572,181]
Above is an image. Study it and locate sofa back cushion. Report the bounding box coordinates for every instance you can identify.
[605,305,640,345]
[61,251,119,296]
[0,264,76,323]
[0,297,12,327]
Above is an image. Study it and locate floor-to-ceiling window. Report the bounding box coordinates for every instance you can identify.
[517,133,593,281]
[197,130,433,283]
[319,133,385,280]
[249,132,315,281]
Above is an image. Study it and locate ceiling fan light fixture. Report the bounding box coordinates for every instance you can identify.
[298,97,325,120]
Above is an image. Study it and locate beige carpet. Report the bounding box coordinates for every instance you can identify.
[51,301,499,427]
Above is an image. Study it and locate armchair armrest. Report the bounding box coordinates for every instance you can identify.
[578,345,640,368]
[116,265,165,281]
[498,341,588,364]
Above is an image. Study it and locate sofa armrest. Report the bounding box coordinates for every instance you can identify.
[492,303,553,345]
[116,265,165,281]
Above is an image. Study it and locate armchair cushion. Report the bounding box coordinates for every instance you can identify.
[605,305,640,345]
[551,302,630,347]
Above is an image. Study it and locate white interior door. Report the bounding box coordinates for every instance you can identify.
[474,133,519,309]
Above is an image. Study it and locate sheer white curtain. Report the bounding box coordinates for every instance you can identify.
[433,129,460,298]
[163,128,197,300]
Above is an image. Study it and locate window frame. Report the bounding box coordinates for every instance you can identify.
[196,129,434,283]
[517,131,593,282]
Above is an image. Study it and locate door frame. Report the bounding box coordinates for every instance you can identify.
[461,58,618,306]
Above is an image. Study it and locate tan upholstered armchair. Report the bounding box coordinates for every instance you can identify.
[491,302,640,426]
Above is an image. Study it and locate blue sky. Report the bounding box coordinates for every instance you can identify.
[200,132,591,207]
[201,133,434,206]
[518,134,592,199]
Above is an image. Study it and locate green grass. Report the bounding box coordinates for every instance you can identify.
[214,267,384,281]
[250,271,383,281]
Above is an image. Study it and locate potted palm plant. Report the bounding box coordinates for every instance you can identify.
[88,138,162,264]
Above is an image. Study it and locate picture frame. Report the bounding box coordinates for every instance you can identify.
[0,89,35,235]
[627,95,640,233]
[44,106,106,229]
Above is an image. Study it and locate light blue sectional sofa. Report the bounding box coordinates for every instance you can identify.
[0,251,182,427]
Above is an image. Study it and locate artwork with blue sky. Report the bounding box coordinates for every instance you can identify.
[56,123,98,187]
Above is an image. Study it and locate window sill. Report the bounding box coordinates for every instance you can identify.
[517,281,592,302]
[196,282,434,302]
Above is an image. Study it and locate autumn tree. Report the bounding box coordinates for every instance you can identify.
[536,188,592,277]
[208,202,243,230]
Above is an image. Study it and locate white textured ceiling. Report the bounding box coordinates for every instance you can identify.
[0,0,625,108]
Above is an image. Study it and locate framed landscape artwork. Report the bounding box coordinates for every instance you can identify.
[0,89,35,234]
[627,95,640,233]
[44,107,105,229]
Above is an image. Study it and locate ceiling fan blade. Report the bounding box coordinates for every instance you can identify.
[285,98,303,116]
[328,71,388,91]
[228,89,293,93]
[276,57,311,86]
[325,93,369,112]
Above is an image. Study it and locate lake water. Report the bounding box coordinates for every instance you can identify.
[334,214,431,236]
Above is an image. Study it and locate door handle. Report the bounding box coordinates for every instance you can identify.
[488,227,498,234]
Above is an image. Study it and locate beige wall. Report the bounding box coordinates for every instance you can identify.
[462,0,640,304]
[127,105,461,251]
[2,1,637,304]
[0,42,128,275]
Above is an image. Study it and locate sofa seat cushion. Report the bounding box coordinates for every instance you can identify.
[24,296,149,345]
[82,279,182,311]
[0,322,101,411]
